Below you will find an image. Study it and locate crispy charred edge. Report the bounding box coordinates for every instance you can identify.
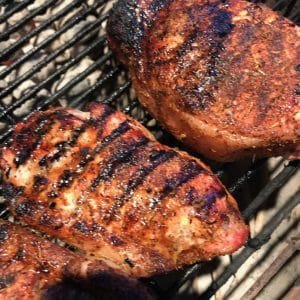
[107,0,172,59]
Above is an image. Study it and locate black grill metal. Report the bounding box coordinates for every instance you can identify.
[0,0,299,299]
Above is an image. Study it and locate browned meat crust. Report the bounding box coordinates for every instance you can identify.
[0,220,152,300]
[107,0,300,161]
[0,103,248,277]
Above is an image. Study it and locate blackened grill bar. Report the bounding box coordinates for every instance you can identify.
[0,0,33,23]
[0,37,108,120]
[0,0,57,42]
[0,0,299,299]
[0,0,84,64]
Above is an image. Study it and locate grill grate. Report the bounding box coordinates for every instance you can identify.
[0,0,299,299]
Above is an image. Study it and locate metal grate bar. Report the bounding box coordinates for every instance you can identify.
[0,0,33,24]
[290,7,300,23]
[69,66,122,108]
[122,99,139,114]
[242,161,299,220]
[100,80,132,104]
[0,36,107,121]
[201,191,300,299]
[0,40,108,143]
[0,0,84,62]
[4,113,15,125]
[0,13,109,101]
[35,51,113,111]
[0,0,57,41]
[0,49,112,143]
[0,206,8,218]
[283,0,298,15]
[228,159,267,193]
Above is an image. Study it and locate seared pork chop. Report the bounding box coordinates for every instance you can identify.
[0,220,152,299]
[107,0,300,161]
[0,103,248,277]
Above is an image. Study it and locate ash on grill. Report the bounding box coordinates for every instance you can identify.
[0,0,299,300]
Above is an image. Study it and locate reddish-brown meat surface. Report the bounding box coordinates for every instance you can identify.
[107,0,300,161]
[0,103,248,277]
[0,220,152,299]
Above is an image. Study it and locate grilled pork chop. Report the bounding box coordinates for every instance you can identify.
[0,103,248,277]
[107,0,300,161]
[0,220,151,300]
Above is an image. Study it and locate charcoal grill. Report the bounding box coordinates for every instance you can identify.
[0,0,299,299]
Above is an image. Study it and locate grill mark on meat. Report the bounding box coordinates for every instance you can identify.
[176,2,234,110]
[13,247,26,261]
[13,109,88,168]
[90,136,149,191]
[254,30,285,123]
[39,106,114,168]
[105,150,176,221]
[73,220,90,234]
[124,258,135,268]
[94,121,131,155]
[39,125,87,167]
[150,160,204,208]
[73,221,125,246]
[40,214,58,227]
[43,108,115,195]
[73,120,131,176]
[14,116,53,168]
[125,150,176,193]
[13,110,84,168]
[57,170,73,189]
[184,186,226,223]
[48,120,131,197]
[108,234,125,246]
[33,175,48,192]
[177,29,199,57]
